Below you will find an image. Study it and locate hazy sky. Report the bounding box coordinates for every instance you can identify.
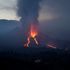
[0,0,70,21]
[0,0,65,20]
[0,0,57,21]
[0,0,70,40]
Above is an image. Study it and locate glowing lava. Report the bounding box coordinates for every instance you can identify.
[47,42,56,49]
[47,44,56,49]
[24,24,39,48]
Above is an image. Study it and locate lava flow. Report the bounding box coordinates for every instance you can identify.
[47,42,57,49]
[24,24,39,48]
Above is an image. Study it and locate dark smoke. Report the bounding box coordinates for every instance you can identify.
[18,0,41,23]
[17,0,42,43]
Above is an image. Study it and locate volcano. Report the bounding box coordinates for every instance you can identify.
[24,23,39,48]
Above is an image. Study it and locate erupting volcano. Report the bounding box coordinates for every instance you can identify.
[18,0,57,49]
[24,24,39,48]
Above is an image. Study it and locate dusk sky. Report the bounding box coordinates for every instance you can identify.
[0,0,62,21]
[0,0,70,21]
[0,0,70,40]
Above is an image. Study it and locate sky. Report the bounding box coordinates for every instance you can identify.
[0,0,58,21]
[0,0,70,40]
[0,0,70,21]
[38,0,70,40]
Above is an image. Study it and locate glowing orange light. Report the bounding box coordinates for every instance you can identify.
[24,24,39,48]
[24,37,30,48]
[30,24,38,38]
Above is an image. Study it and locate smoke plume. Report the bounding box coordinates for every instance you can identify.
[17,0,41,43]
[18,0,41,23]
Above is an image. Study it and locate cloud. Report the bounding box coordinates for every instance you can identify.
[38,0,70,21]
[0,0,17,9]
[39,0,70,40]
[0,0,18,20]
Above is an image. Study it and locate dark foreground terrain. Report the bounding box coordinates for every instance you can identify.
[0,47,70,70]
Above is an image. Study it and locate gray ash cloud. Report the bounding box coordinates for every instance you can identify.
[17,0,42,23]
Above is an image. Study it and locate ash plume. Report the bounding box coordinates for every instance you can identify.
[18,0,41,23]
[17,0,42,43]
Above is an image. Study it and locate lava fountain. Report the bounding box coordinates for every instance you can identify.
[24,23,39,48]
